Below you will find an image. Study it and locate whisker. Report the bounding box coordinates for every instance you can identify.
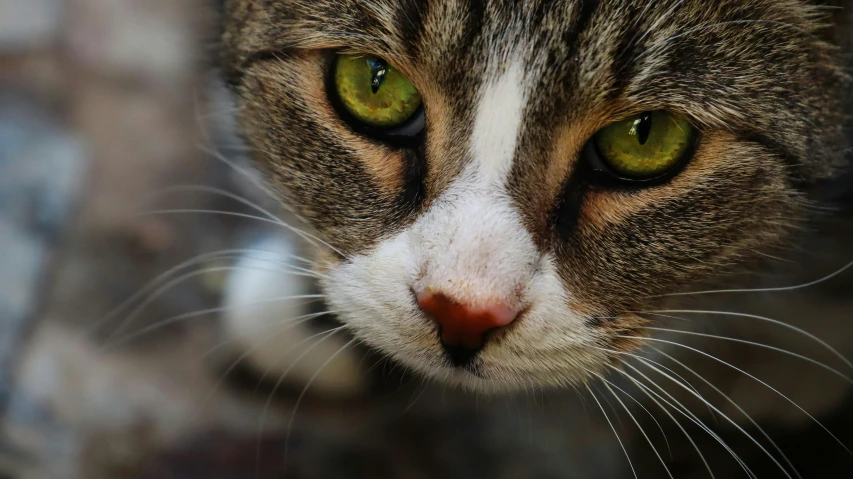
[140,183,347,259]
[249,316,352,394]
[646,324,853,385]
[657,258,853,297]
[626,358,766,479]
[596,372,674,463]
[82,255,225,335]
[596,372,674,455]
[634,19,821,72]
[140,208,306,229]
[191,96,305,225]
[749,249,796,263]
[100,294,327,353]
[639,309,853,371]
[602,346,784,479]
[623,335,852,457]
[255,326,348,472]
[622,361,756,479]
[667,19,817,43]
[191,311,339,423]
[196,310,340,363]
[602,379,674,478]
[618,0,657,55]
[588,330,717,417]
[81,247,311,337]
[195,105,245,121]
[282,337,359,471]
[101,264,321,343]
[399,382,430,417]
[595,382,627,430]
[586,383,638,479]
[650,346,803,479]
[624,0,685,67]
[611,366,716,479]
[195,143,289,213]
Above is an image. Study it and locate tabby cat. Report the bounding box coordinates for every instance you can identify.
[217,0,853,473]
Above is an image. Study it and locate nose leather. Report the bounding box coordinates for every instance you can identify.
[416,291,519,350]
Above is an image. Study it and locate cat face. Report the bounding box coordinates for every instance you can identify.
[222,0,847,392]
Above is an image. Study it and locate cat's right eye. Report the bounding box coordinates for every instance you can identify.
[330,53,424,142]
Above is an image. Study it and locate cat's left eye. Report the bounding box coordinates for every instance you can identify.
[587,111,697,182]
[331,53,424,140]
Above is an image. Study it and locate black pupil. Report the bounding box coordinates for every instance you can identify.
[635,112,653,145]
[368,58,388,94]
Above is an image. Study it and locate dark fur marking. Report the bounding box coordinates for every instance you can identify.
[552,163,590,241]
[564,0,599,60]
[608,4,646,100]
[397,0,428,56]
[400,143,428,215]
[463,0,487,51]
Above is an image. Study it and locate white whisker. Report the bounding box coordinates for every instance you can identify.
[399,382,429,417]
[622,360,757,479]
[196,310,340,364]
[646,324,853,385]
[650,346,803,479]
[640,309,853,371]
[594,381,627,430]
[657,258,853,297]
[596,372,674,464]
[255,326,348,472]
[82,247,313,337]
[101,264,321,343]
[612,366,716,479]
[626,0,685,67]
[586,383,638,479]
[100,294,327,353]
[283,337,359,471]
[141,182,348,259]
[601,346,784,478]
[624,335,852,457]
[603,380,674,478]
[195,142,289,213]
[189,310,339,425]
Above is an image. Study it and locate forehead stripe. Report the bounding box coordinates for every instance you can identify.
[470,58,528,185]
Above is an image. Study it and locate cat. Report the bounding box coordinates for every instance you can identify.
[216,0,853,473]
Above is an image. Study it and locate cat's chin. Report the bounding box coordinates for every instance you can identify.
[400,357,585,395]
[413,365,526,394]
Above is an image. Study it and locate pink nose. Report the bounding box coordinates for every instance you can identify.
[416,291,520,350]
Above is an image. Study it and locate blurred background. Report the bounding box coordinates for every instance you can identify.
[1,1,852,478]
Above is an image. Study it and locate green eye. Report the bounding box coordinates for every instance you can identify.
[334,53,422,128]
[593,111,696,179]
